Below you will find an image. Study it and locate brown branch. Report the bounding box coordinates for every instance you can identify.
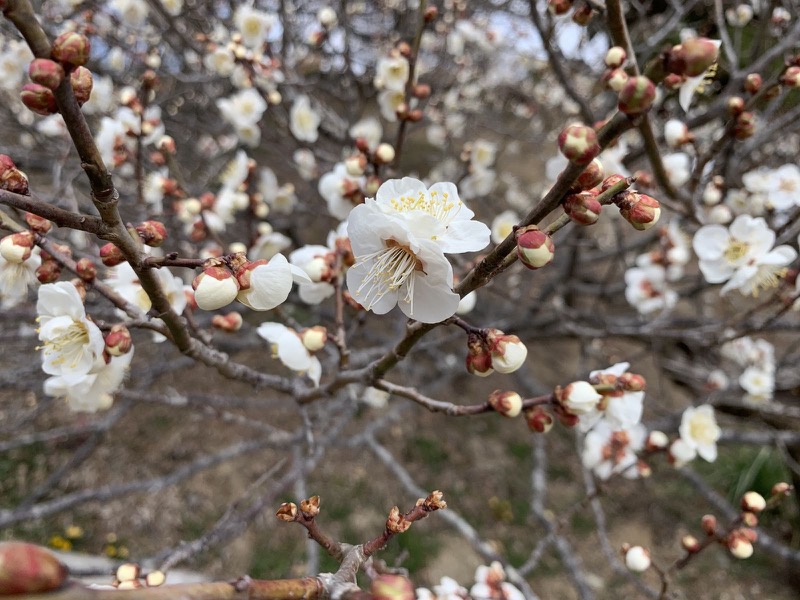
[0,189,108,235]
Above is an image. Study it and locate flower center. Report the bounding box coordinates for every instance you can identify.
[389,190,459,221]
[356,240,424,310]
[689,417,715,444]
[748,266,788,297]
[723,239,749,263]
[39,321,90,367]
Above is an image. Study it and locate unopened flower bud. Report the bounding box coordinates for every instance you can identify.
[600,174,626,191]
[571,3,594,25]
[646,430,669,450]
[563,192,602,225]
[618,76,656,115]
[707,204,733,224]
[618,372,646,391]
[741,511,759,527]
[0,542,69,594]
[681,535,700,553]
[616,192,661,230]
[317,6,337,28]
[557,381,602,415]
[605,46,627,69]
[548,0,573,16]
[135,221,168,247]
[466,334,493,377]
[99,243,125,267]
[744,73,762,94]
[516,225,555,269]
[486,330,527,374]
[36,260,61,283]
[211,312,243,332]
[664,119,693,148]
[276,502,298,521]
[105,324,132,356]
[146,571,166,587]
[728,536,753,559]
[0,231,34,263]
[24,212,51,234]
[28,59,65,91]
[192,266,239,310]
[741,491,766,513]
[667,38,719,77]
[20,83,57,115]
[574,158,604,191]
[663,73,685,90]
[51,31,91,67]
[375,143,396,164]
[0,155,29,195]
[371,574,415,600]
[733,111,755,140]
[70,66,93,105]
[525,406,554,433]
[157,135,176,154]
[488,390,523,418]
[771,482,791,497]
[423,5,438,22]
[116,563,140,583]
[413,83,431,99]
[75,257,97,281]
[604,68,629,92]
[386,506,411,533]
[727,96,745,116]
[558,123,600,165]
[701,514,717,535]
[301,326,327,352]
[345,154,367,176]
[623,545,651,572]
[782,66,800,88]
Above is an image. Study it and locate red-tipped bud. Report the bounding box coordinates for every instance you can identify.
[36,260,61,283]
[99,243,125,267]
[234,259,266,290]
[744,73,762,94]
[558,123,600,165]
[727,96,745,116]
[466,333,493,377]
[618,372,646,391]
[741,491,767,513]
[301,326,328,352]
[615,192,661,230]
[135,221,167,247]
[70,66,93,105]
[423,6,438,23]
[573,158,605,191]
[0,161,30,195]
[488,390,523,418]
[733,111,756,140]
[667,38,719,77]
[157,135,176,154]
[780,66,800,88]
[20,83,57,115]
[192,266,239,310]
[28,59,65,90]
[547,0,574,16]
[563,192,602,225]
[525,406,554,433]
[727,535,753,559]
[412,83,431,99]
[0,542,68,594]
[0,231,34,263]
[516,225,555,269]
[571,3,594,25]
[618,76,656,115]
[600,174,626,191]
[771,482,792,497]
[486,329,528,374]
[24,212,51,234]
[663,73,685,90]
[681,535,701,553]
[75,257,97,281]
[211,312,243,332]
[701,514,717,535]
[371,574,415,600]
[605,46,627,69]
[51,31,91,67]
[105,324,132,356]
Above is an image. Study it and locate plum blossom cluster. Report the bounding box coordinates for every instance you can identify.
[416,561,524,600]
[721,335,776,403]
[346,178,490,323]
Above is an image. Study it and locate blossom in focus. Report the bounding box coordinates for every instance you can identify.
[256,322,322,386]
[375,55,410,92]
[346,178,490,323]
[236,253,311,311]
[36,282,105,381]
[289,95,321,143]
[678,404,721,462]
[692,214,797,296]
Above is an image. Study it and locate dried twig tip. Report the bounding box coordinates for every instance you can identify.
[300,495,321,518]
[422,490,447,511]
[276,502,298,522]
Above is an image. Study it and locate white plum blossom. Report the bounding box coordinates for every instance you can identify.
[470,139,497,170]
[416,577,468,600]
[624,264,678,315]
[739,366,774,403]
[111,0,149,27]
[45,350,134,413]
[664,119,690,148]
[375,55,410,92]
[204,46,236,76]
[237,253,311,311]
[378,89,406,122]
[0,246,40,308]
[678,404,721,463]
[693,215,797,296]
[469,562,524,600]
[490,210,518,245]
[346,178,490,323]
[290,95,321,143]
[578,362,645,433]
[763,164,800,211]
[349,117,383,151]
[662,152,692,187]
[582,419,647,480]
[319,162,364,220]
[160,0,182,16]
[216,88,267,146]
[249,223,292,261]
[293,149,317,180]
[234,6,276,48]
[460,167,496,200]
[36,282,105,382]
[259,168,297,214]
[256,322,321,386]
[290,244,335,305]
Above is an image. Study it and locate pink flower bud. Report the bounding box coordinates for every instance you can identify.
[618,76,656,115]
[600,174,626,191]
[558,123,600,165]
[525,406,554,433]
[604,67,629,92]
[105,324,132,356]
[744,73,762,94]
[486,329,527,374]
[99,243,125,267]
[516,225,555,269]
[70,66,93,105]
[28,59,65,91]
[727,96,745,115]
[701,514,717,535]
[563,192,602,225]
[667,38,719,77]
[301,326,328,352]
[741,491,766,513]
[371,575,415,600]
[663,73,685,90]
[547,0,573,16]
[573,158,604,191]
[36,260,61,283]
[0,162,30,195]
[618,372,646,391]
[782,66,800,88]
[733,111,755,140]
[727,536,753,559]
[488,390,523,418]
[741,511,759,527]
[681,535,700,553]
[0,542,68,594]
[20,83,58,116]
[466,333,493,377]
[604,46,627,69]
[412,83,431,99]
[192,266,240,310]
[623,545,651,572]
[51,31,91,67]
[135,221,168,247]
[211,312,243,332]
[75,257,97,281]
[615,192,661,230]
[0,231,34,263]
[771,482,792,497]
[571,3,594,25]
[24,212,51,234]
[557,381,602,415]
